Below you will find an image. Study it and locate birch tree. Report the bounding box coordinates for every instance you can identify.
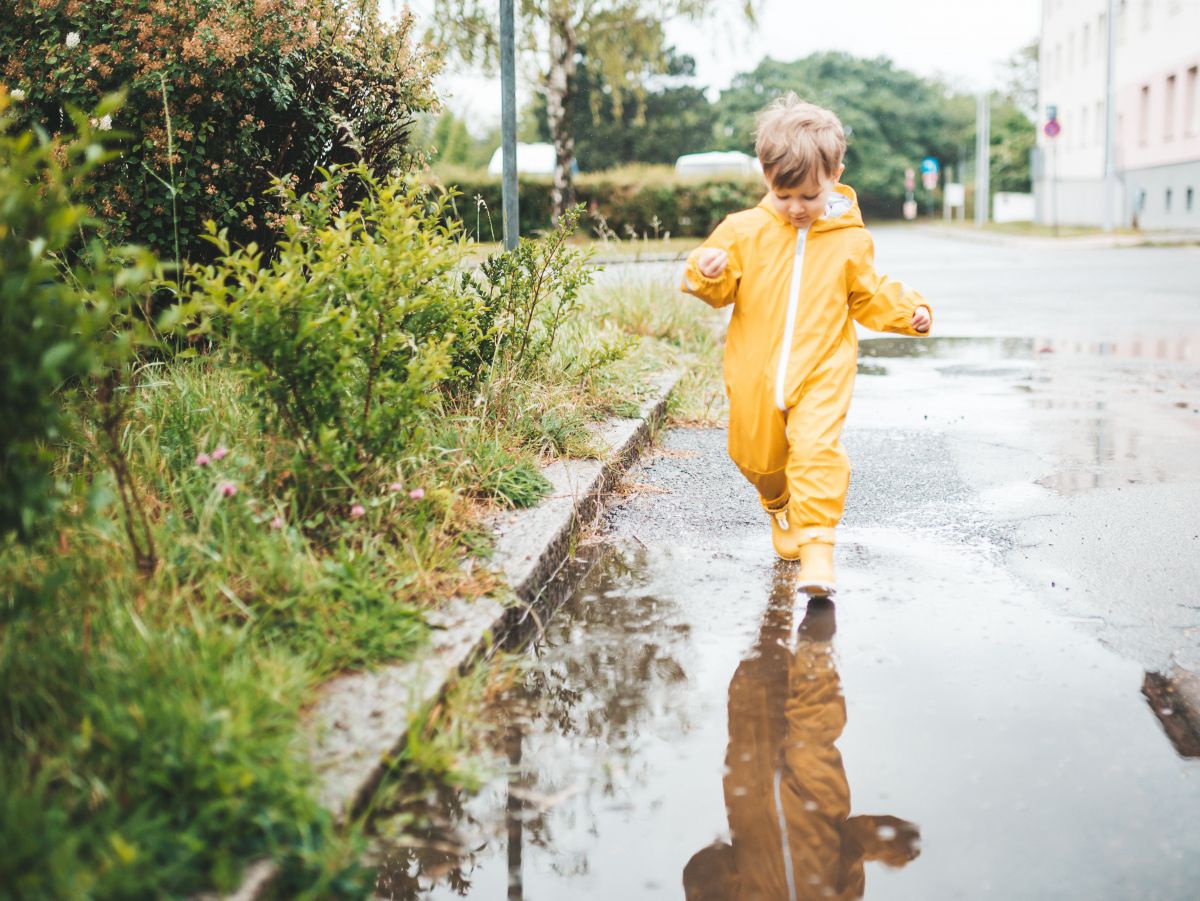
[429,1,755,219]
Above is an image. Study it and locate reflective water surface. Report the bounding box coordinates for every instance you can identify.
[371,320,1200,899]
[372,534,1200,900]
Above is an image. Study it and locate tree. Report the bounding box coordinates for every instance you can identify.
[713,54,952,217]
[429,1,756,219]
[939,45,1038,197]
[998,40,1039,121]
[531,49,718,171]
[422,109,502,169]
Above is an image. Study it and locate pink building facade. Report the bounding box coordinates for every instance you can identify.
[1037,0,1200,228]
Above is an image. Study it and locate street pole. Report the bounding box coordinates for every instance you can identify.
[500,0,519,251]
[1102,0,1117,231]
[974,93,990,227]
[1052,137,1059,236]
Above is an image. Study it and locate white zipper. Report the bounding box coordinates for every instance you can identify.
[773,767,799,901]
[774,227,809,411]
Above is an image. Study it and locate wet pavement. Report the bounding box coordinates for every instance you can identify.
[372,229,1200,899]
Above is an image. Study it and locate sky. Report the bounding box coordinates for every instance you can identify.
[399,0,1042,132]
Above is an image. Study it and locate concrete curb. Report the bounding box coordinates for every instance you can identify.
[915,224,1200,250]
[207,370,680,900]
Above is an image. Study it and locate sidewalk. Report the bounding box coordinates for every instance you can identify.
[915,223,1200,250]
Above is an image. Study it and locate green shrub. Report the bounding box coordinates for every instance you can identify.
[0,0,438,264]
[433,166,769,241]
[463,205,596,379]
[0,90,97,540]
[187,167,473,518]
[0,92,171,561]
[435,162,911,240]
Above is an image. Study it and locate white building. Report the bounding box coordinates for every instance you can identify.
[1036,0,1200,228]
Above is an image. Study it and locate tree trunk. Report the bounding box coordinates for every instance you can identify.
[545,11,578,221]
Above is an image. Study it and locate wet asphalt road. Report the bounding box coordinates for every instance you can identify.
[375,229,1200,899]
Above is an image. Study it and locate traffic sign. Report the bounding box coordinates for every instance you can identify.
[920,157,939,175]
[904,167,915,191]
[1044,119,1061,138]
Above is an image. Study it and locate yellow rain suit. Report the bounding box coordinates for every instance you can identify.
[683,570,921,900]
[682,185,931,545]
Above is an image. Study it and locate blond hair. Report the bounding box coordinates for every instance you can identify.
[754,94,846,188]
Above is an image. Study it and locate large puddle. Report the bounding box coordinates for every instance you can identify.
[370,334,1200,899]
[371,535,1200,899]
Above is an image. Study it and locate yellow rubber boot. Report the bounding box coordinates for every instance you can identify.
[766,502,803,561]
[798,543,837,596]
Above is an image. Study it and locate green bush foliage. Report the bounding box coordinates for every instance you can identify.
[0,0,438,263]
[187,167,471,518]
[437,166,767,241]
[0,90,98,539]
[463,205,596,379]
[0,92,171,556]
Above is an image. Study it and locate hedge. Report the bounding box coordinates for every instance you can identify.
[434,166,904,241]
[1,0,438,263]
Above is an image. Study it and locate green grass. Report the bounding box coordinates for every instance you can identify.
[0,261,716,896]
[929,219,1143,238]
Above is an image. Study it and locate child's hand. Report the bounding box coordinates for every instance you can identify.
[912,306,931,333]
[696,248,728,278]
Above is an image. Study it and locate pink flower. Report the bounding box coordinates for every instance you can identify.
[211,445,229,461]
[349,503,366,518]
[389,482,404,493]
[219,482,237,498]
[269,515,284,530]
[195,452,211,467]
[408,488,425,500]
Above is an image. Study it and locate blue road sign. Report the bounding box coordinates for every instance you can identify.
[920,157,939,175]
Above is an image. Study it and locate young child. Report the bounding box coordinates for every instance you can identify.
[681,94,931,596]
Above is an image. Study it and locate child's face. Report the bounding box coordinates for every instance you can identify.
[767,165,844,229]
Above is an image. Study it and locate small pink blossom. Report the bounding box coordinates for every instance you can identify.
[211,445,229,461]
[219,482,237,498]
[269,515,284,530]
[389,482,405,493]
[349,503,366,519]
[408,488,425,500]
[195,452,212,467]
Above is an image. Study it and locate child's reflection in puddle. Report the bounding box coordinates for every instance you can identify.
[685,565,920,900]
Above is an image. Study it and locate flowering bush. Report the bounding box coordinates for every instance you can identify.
[0,0,438,263]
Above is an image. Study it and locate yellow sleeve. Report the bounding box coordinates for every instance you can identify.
[681,216,742,309]
[846,235,932,336]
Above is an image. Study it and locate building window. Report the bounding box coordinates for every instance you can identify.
[1186,187,1194,212]
[1119,0,1128,44]
[1142,0,1152,31]
[1139,85,1151,144]
[1083,23,1091,62]
[1165,188,1172,212]
[1081,105,1089,146]
[1165,74,1177,140]
[1096,100,1105,146]
[1186,67,1198,136]
[1098,14,1106,58]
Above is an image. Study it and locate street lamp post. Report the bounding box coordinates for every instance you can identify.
[975,92,990,227]
[1102,0,1117,232]
[500,0,519,250]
